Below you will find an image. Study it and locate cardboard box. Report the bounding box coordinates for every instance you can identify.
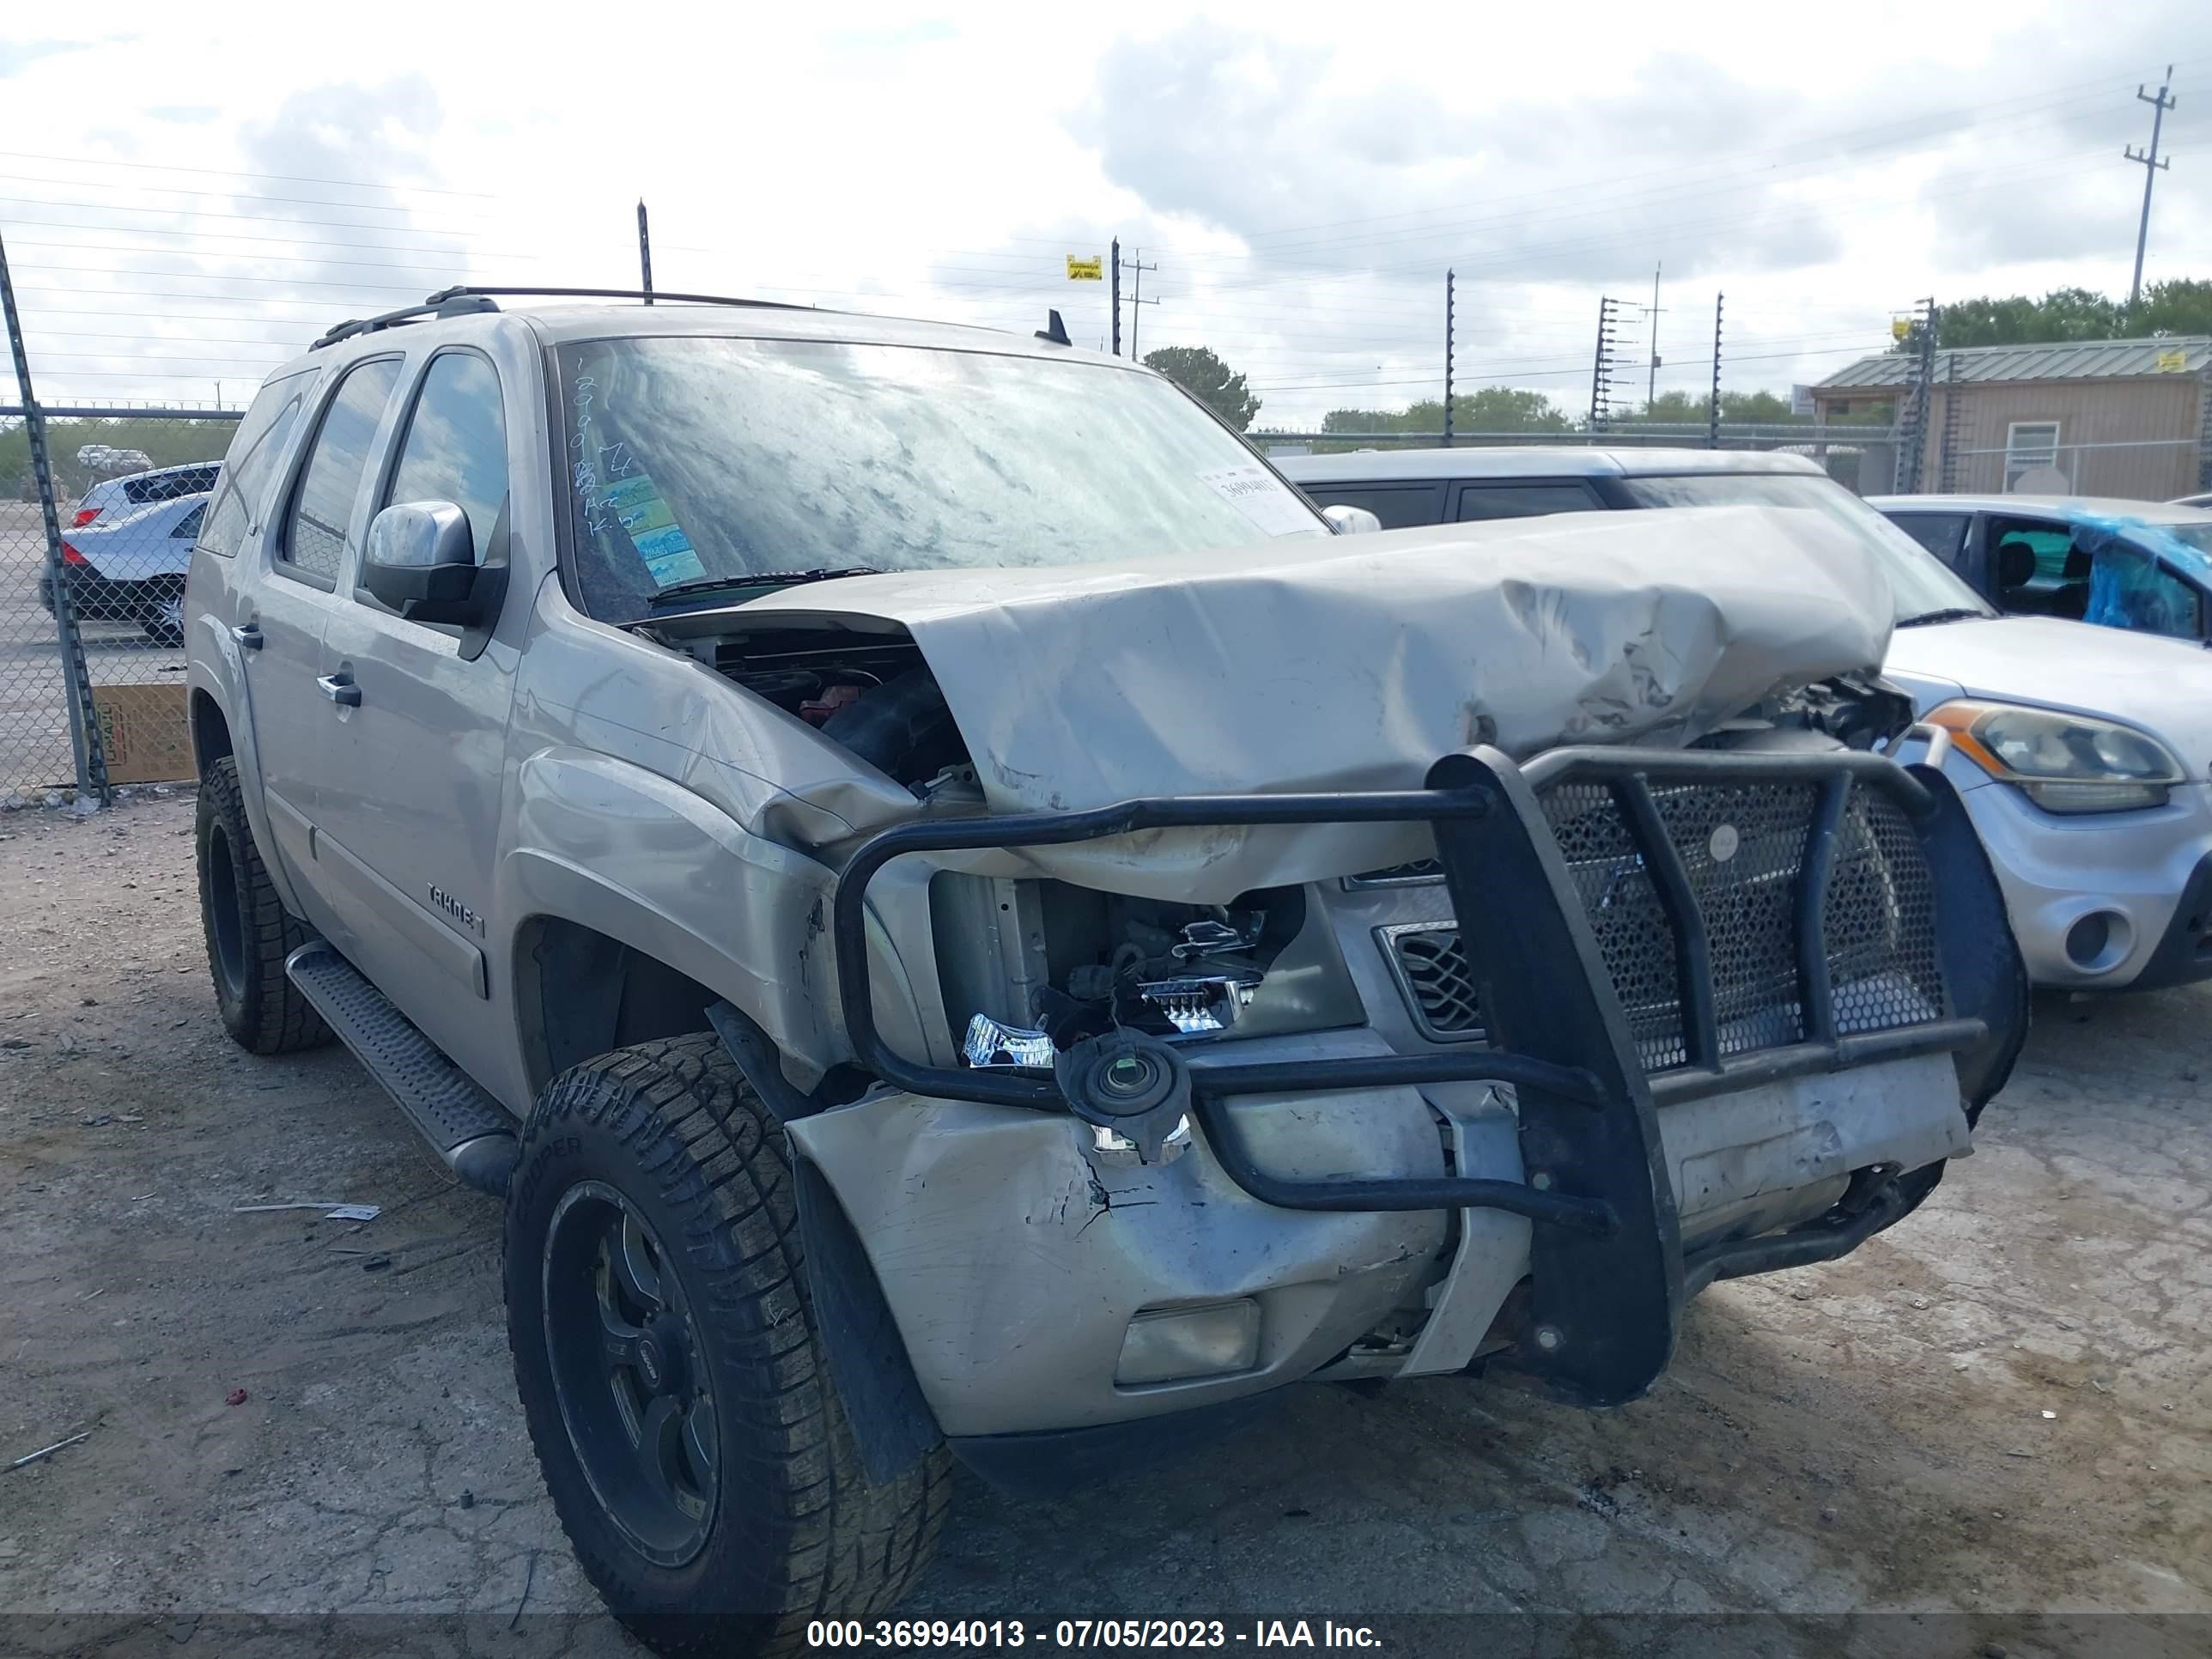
[92,682,193,785]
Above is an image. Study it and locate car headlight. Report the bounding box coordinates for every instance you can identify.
[1926,700,2185,814]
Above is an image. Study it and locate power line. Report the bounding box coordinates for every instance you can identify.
[995,59,2205,256]
[0,148,494,198]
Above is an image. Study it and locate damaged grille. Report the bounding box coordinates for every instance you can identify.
[1381,924,1484,1040]
[1345,858,1444,889]
[1378,778,1945,1074]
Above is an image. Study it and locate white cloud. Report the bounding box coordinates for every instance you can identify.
[0,0,2204,423]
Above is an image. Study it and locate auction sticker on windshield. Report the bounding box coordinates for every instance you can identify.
[1199,463,1322,538]
[634,523,707,586]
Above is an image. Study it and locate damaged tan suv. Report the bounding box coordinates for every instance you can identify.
[183,288,2027,1652]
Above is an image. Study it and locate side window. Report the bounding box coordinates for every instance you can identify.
[1988,519,2081,616]
[381,352,509,566]
[1304,483,1445,529]
[2085,547,2202,640]
[199,371,316,557]
[281,358,403,582]
[170,502,206,539]
[1454,483,1601,522]
[1888,513,1970,567]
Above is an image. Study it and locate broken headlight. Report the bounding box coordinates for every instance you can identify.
[933,877,1346,1069]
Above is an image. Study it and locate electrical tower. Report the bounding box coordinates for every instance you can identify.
[1937,352,1962,491]
[1589,296,1621,433]
[1892,298,1939,494]
[2124,66,2176,313]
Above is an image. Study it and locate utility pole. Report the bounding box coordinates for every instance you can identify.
[1708,291,1723,450]
[1647,262,1664,410]
[1110,236,1121,356]
[1589,296,1620,434]
[2124,65,2176,313]
[1443,269,1455,447]
[637,199,654,303]
[1121,247,1158,360]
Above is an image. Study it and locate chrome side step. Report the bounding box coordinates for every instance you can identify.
[284,941,519,1197]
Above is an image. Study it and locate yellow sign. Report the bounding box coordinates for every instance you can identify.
[2155,348,2187,373]
[1891,317,1912,341]
[1066,255,1103,281]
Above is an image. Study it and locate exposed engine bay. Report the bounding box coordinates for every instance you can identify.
[637,614,1916,800]
[634,603,1921,1071]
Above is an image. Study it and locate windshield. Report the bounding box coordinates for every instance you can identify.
[1612,473,1993,623]
[556,335,1326,621]
[2158,521,2212,557]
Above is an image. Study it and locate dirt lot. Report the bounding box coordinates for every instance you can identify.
[1,793,2206,1657]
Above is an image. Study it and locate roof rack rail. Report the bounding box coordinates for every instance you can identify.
[423,285,811,312]
[311,285,811,352]
[311,291,498,351]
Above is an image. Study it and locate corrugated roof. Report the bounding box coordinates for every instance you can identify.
[1816,335,2212,390]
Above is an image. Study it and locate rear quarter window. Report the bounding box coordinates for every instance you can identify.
[124,465,221,505]
[199,369,319,558]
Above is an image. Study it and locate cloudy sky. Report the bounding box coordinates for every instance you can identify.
[3,1,2208,426]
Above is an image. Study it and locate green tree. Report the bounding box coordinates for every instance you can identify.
[1632,389,1848,425]
[2132,277,2212,337]
[1143,345,1260,431]
[1879,281,2210,352]
[1319,386,1568,435]
[1,416,237,503]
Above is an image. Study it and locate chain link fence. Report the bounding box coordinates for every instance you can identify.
[0,406,240,805]
[1937,436,2205,501]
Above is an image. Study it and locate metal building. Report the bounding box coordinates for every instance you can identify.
[1814,336,2211,501]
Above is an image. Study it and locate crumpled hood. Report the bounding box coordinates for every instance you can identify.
[727,504,1895,896]
[1885,614,2212,775]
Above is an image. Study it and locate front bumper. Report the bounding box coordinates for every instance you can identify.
[797,744,2024,1436]
[785,1044,1970,1438]
[1946,769,2212,990]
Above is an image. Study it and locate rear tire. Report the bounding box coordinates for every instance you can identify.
[506,1034,950,1656]
[196,756,331,1054]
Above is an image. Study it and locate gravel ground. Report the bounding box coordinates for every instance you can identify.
[0,793,2206,1658]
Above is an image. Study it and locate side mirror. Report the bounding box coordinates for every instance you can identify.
[363,501,495,625]
[1322,503,1382,536]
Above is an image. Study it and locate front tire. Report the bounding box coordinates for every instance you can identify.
[505,1035,949,1656]
[196,756,331,1054]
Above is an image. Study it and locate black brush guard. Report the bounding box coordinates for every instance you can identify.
[830,744,2019,1407]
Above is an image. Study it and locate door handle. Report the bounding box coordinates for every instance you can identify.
[317,673,362,708]
[230,623,263,650]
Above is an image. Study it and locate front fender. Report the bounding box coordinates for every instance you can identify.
[497,749,936,1092]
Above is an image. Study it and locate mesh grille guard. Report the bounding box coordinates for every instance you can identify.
[830,744,1984,1120]
[828,743,2013,1407]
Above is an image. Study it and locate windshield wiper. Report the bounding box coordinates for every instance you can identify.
[1896,607,1991,629]
[646,566,882,609]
